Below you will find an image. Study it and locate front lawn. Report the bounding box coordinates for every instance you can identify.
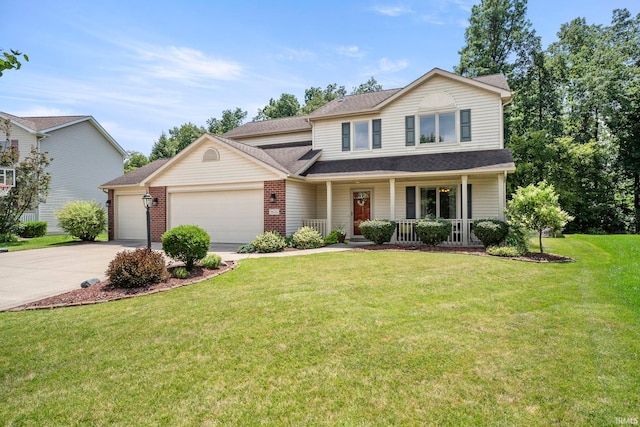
[1,233,107,251]
[1,235,638,425]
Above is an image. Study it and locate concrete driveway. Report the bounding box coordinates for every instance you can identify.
[0,240,361,311]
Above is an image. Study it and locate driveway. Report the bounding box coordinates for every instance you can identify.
[0,240,362,311]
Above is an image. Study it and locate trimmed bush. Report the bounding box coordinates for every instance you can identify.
[162,225,210,271]
[324,229,346,245]
[414,218,452,246]
[106,248,169,288]
[505,224,530,253]
[237,243,256,254]
[487,245,524,257]
[252,231,286,253]
[172,266,190,279]
[18,221,48,238]
[56,201,106,241]
[358,219,396,244]
[201,253,222,269]
[291,226,324,249]
[472,219,509,248]
[0,233,18,243]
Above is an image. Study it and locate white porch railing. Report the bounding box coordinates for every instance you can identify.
[20,212,37,223]
[395,219,481,246]
[302,219,327,237]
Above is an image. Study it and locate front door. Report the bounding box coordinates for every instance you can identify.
[353,190,371,235]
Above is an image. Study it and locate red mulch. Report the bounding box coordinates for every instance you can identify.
[8,262,237,312]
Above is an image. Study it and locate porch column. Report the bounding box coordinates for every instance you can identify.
[389,178,396,221]
[461,175,468,245]
[326,181,333,234]
[498,172,506,220]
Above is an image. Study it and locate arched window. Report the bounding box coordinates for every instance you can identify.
[202,148,220,162]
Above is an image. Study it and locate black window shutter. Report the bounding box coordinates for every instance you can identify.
[342,122,350,151]
[460,109,471,142]
[461,183,472,219]
[406,186,416,219]
[10,140,19,154]
[405,116,415,146]
[372,119,381,149]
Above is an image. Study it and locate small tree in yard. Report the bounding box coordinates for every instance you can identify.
[505,182,573,253]
[57,201,107,241]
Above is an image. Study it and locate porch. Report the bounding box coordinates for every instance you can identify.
[303,218,482,246]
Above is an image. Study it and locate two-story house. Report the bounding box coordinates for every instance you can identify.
[0,112,126,233]
[100,68,515,245]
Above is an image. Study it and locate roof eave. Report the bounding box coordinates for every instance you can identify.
[227,126,312,140]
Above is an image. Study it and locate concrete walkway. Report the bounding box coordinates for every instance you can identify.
[0,240,368,311]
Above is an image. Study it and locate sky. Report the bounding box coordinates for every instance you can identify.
[2,0,638,156]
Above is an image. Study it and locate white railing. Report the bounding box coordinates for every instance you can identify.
[395,219,482,246]
[302,219,327,237]
[20,212,37,223]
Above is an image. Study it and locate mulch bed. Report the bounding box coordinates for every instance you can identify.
[7,262,237,312]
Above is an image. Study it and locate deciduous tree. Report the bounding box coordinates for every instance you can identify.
[207,108,247,134]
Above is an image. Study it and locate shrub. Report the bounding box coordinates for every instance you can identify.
[172,266,190,279]
[472,219,509,247]
[414,218,452,246]
[106,248,169,288]
[18,221,47,238]
[505,223,530,253]
[358,219,396,244]
[56,201,106,241]
[237,243,256,254]
[487,245,524,257]
[162,225,210,271]
[0,233,18,243]
[252,231,286,253]
[201,253,222,269]
[291,226,324,249]
[324,229,346,245]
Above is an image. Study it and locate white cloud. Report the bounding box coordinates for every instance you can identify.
[372,5,413,16]
[422,14,445,25]
[337,45,366,58]
[11,106,74,117]
[377,57,409,73]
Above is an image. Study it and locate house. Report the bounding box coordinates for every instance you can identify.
[0,112,126,233]
[100,68,515,245]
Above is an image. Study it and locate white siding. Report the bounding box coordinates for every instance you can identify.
[313,75,504,161]
[39,121,124,234]
[150,141,280,187]
[0,124,38,163]
[286,181,317,236]
[233,131,312,147]
[469,177,502,219]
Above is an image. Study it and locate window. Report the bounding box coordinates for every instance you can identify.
[202,148,220,162]
[420,186,457,219]
[342,119,382,151]
[419,112,455,143]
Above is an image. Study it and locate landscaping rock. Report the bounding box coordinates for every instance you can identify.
[81,278,100,288]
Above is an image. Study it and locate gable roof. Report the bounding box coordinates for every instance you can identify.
[0,111,126,157]
[307,89,401,118]
[100,158,171,187]
[303,149,515,179]
[222,115,311,139]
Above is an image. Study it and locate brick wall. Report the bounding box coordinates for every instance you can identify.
[148,186,167,242]
[107,189,114,241]
[264,180,286,235]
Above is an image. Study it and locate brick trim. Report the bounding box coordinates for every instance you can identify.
[264,180,286,235]
[148,186,167,242]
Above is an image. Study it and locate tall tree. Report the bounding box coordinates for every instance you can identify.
[0,48,28,76]
[253,93,301,121]
[207,108,247,135]
[301,84,345,114]
[149,132,175,161]
[351,77,383,94]
[168,123,206,154]
[124,151,149,173]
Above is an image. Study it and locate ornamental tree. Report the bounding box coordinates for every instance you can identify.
[505,181,573,253]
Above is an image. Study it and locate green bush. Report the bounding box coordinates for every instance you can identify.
[106,248,169,288]
[237,243,256,253]
[0,233,18,243]
[358,219,396,244]
[201,253,222,269]
[414,218,452,246]
[172,266,190,279]
[487,245,524,257]
[291,226,324,249]
[56,201,106,241]
[505,224,530,253]
[324,229,346,245]
[472,219,509,248]
[18,221,48,238]
[162,225,210,271]
[252,231,286,253]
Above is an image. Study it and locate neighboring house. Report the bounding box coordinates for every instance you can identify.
[0,112,126,233]
[101,68,515,245]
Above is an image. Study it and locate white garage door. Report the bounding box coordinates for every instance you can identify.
[116,194,147,240]
[169,189,263,243]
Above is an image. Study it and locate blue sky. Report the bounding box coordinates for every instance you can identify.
[2,0,638,156]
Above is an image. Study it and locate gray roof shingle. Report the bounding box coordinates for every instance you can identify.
[307,89,401,118]
[303,149,514,177]
[222,116,311,138]
[101,158,170,187]
[472,74,511,91]
[1,112,89,132]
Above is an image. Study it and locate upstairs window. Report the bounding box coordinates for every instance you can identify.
[354,121,369,150]
[342,119,382,151]
[419,112,456,144]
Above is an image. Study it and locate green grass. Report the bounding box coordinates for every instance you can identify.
[1,235,639,425]
[2,233,107,251]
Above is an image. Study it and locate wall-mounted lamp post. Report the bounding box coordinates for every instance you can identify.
[142,193,152,249]
[270,193,277,203]
[105,199,112,208]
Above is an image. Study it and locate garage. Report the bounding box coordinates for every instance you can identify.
[169,189,263,243]
[116,194,147,240]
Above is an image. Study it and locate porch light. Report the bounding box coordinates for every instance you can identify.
[105,199,112,208]
[152,197,159,207]
[142,193,153,208]
[270,193,277,203]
